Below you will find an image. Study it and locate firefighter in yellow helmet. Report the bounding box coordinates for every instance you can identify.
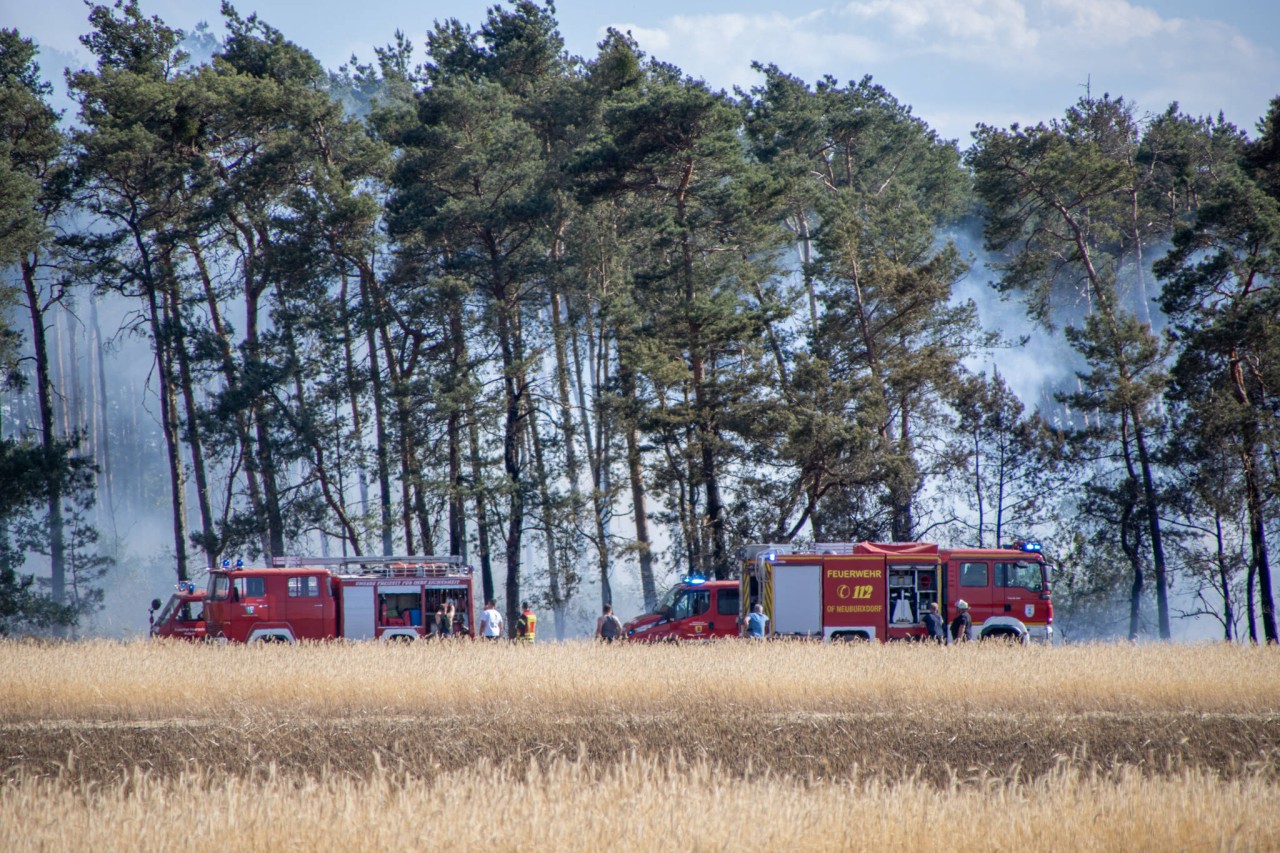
[516,601,537,643]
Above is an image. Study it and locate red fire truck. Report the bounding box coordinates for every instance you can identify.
[623,578,741,642]
[149,582,207,639]
[624,541,1053,643]
[149,555,480,642]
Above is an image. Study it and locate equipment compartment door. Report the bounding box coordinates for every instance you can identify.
[340,584,377,639]
[772,563,822,636]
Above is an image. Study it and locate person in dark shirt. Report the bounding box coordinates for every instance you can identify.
[950,599,972,643]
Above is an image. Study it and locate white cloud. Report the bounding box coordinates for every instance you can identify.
[608,24,672,55]
[842,0,1039,55]
[608,11,882,90]
[1042,0,1176,46]
[606,1,1277,139]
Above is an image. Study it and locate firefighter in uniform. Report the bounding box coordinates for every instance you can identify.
[516,601,537,643]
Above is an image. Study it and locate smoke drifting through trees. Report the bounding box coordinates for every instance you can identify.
[1,1,1277,641]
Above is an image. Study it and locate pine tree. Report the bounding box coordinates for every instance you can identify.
[969,94,1176,638]
[1156,101,1280,642]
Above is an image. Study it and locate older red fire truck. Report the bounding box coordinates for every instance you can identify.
[624,541,1052,643]
[149,555,480,642]
[149,582,206,639]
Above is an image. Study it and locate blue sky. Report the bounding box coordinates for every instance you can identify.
[8,0,1278,143]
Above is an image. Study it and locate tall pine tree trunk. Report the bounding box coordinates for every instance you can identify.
[140,260,188,581]
[246,281,284,561]
[527,404,566,638]
[447,304,467,557]
[495,281,527,629]
[1131,411,1171,639]
[467,402,496,602]
[90,294,116,541]
[357,269,395,555]
[618,357,656,611]
[1214,511,1235,642]
[21,257,66,604]
[1120,421,1145,640]
[338,273,367,555]
[161,247,218,568]
[1232,351,1278,643]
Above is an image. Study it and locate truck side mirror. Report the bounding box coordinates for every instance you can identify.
[150,598,162,612]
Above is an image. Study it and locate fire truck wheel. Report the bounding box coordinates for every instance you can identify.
[980,630,1025,644]
[831,631,871,643]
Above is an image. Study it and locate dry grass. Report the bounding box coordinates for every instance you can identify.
[2,758,1277,853]
[1,639,1277,720]
[2,640,1277,851]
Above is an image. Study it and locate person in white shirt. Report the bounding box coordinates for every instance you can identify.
[479,599,504,640]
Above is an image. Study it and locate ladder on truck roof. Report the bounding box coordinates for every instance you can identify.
[740,543,857,559]
[273,554,472,577]
[740,542,941,560]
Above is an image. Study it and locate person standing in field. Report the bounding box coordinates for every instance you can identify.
[950,599,972,643]
[745,603,769,638]
[596,605,624,643]
[515,601,537,644]
[435,600,454,638]
[479,599,504,640]
[922,601,946,644]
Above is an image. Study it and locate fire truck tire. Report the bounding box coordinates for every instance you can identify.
[831,631,871,643]
[247,629,296,644]
[980,629,1026,644]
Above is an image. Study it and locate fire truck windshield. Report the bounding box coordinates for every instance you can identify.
[209,574,231,601]
[997,561,1046,592]
[156,596,180,624]
[655,586,681,616]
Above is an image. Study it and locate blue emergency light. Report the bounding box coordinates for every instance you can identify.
[221,559,231,569]
[683,574,707,585]
[1021,541,1043,553]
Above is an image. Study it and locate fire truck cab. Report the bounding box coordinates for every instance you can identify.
[623,578,741,641]
[741,542,1053,643]
[149,582,207,639]
[190,555,479,643]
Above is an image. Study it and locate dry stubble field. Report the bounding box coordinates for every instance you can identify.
[1,639,1278,852]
